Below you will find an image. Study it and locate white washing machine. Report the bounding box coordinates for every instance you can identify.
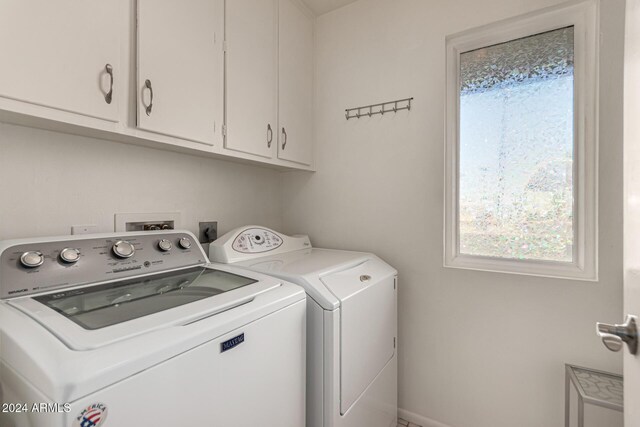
[210,226,398,427]
[0,230,306,427]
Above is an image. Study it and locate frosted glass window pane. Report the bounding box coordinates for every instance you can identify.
[458,27,574,262]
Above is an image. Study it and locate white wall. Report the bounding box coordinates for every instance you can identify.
[281,0,625,426]
[0,123,282,240]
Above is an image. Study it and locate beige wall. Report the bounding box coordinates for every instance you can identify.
[0,123,282,240]
[281,0,625,426]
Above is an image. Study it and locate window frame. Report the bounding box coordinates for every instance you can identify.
[444,0,599,281]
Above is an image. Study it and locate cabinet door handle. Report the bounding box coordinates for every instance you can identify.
[104,64,114,104]
[144,79,154,116]
[282,127,287,150]
[267,124,273,148]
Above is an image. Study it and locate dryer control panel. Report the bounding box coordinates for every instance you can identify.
[210,226,311,264]
[232,227,283,253]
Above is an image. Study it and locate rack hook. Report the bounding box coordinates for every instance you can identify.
[344,97,413,120]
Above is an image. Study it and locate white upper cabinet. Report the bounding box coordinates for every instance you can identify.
[137,0,223,146]
[278,0,314,166]
[0,0,120,122]
[0,0,312,170]
[225,0,279,159]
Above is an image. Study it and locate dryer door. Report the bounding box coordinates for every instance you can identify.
[321,259,397,414]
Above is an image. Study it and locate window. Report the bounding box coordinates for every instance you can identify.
[445,1,598,280]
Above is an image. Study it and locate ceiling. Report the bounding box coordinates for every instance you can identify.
[301,0,359,15]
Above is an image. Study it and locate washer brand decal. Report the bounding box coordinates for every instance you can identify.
[73,403,108,427]
[221,333,245,353]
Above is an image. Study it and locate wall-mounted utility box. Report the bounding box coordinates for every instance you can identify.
[199,222,218,244]
[114,212,182,232]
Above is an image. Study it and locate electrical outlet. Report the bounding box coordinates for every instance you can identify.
[71,225,99,235]
[199,222,218,243]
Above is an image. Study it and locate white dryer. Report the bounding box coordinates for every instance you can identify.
[210,226,398,427]
[0,230,306,427]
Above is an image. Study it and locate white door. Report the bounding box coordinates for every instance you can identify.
[618,2,640,425]
[137,0,223,145]
[320,260,397,415]
[225,0,278,158]
[0,0,120,122]
[278,0,314,166]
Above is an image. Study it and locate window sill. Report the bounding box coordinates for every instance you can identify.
[444,254,597,281]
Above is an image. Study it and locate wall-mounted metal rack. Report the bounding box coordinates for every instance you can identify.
[345,97,413,120]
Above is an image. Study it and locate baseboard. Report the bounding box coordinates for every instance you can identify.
[398,408,453,427]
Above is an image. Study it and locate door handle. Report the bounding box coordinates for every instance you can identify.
[267,124,273,148]
[596,315,638,354]
[282,127,287,150]
[104,63,114,104]
[144,79,154,116]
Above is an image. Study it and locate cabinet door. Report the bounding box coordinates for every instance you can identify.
[225,0,278,159]
[0,0,120,122]
[137,0,223,146]
[278,0,313,166]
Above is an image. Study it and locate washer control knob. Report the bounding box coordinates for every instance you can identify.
[178,237,192,249]
[158,239,172,252]
[112,240,135,258]
[60,248,81,263]
[20,251,44,268]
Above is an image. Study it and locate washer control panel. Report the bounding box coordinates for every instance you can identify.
[0,231,206,299]
[210,226,311,264]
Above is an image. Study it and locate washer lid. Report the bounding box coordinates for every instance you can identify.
[8,264,282,350]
